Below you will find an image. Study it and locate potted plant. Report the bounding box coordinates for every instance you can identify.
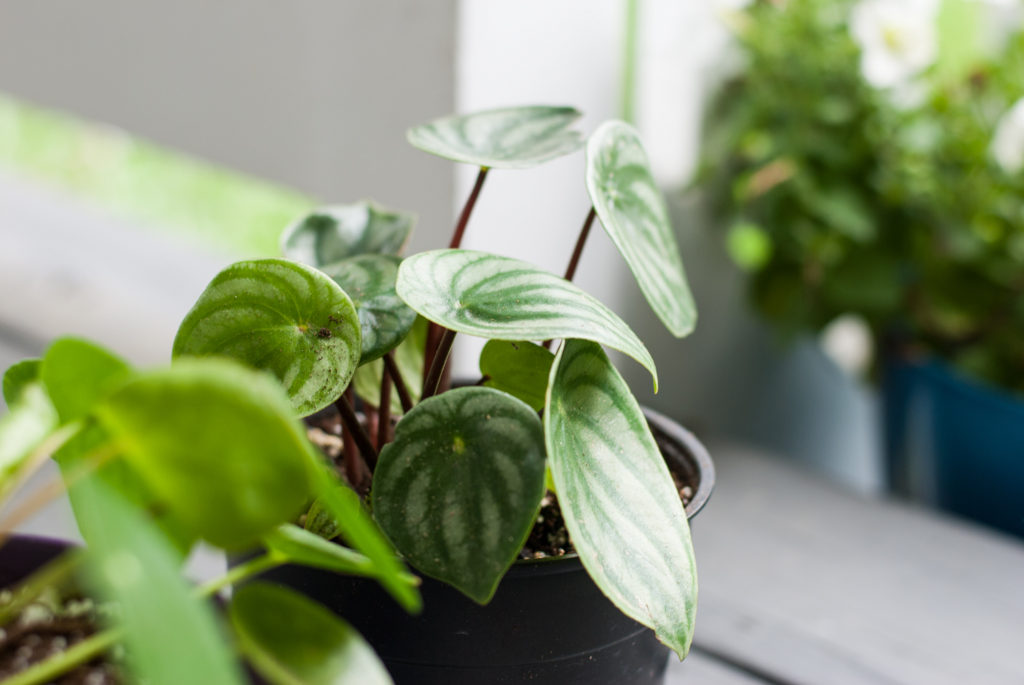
[698,0,1024,537]
[1,103,711,684]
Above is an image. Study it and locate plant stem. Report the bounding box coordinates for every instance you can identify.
[449,166,490,250]
[383,353,413,413]
[0,549,84,627]
[0,422,82,504]
[377,363,393,449]
[424,166,490,384]
[3,627,121,685]
[196,552,282,598]
[564,207,598,283]
[422,329,456,400]
[335,393,378,472]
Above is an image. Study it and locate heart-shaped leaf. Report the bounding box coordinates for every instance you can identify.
[479,340,554,411]
[586,120,697,337]
[2,358,41,407]
[95,358,317,549]
[79,475,244,685]
[320,255,416,364]
[545,339,697,658]
[372,387,546,604]
[396,249,657,389]
[281,201,416,266]
[311,469,422,614]
[407,106,583,169]
[41,337,133,424]
[230,582,392,685]
[352,316,426,415]
[173,258,362,416]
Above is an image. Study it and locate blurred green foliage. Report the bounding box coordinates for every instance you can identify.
[699,0,1024,393]
[0,93,314,256]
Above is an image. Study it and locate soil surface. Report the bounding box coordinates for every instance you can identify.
[0,591,120,684]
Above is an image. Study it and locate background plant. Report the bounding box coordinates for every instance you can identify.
[700,0,1024,393]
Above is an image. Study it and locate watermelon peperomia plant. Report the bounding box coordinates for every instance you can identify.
[0,105,700,685]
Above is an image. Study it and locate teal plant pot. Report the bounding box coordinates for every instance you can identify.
[883,357,1024,539]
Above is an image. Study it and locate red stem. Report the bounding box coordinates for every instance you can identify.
[422,329,457,400]
[335,392,378,474]
[564,207,597,282]
[383,353,414,413]
[377,363,393,449]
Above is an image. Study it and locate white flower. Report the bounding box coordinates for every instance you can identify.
[850,0,939,89]
[991,97,1024,174]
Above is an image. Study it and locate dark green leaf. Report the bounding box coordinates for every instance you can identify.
[372,387,546,604]
[80,475,243,685]
[311,467,422,613]
[230,582,391,685]
[95,358,316,549]
[479,340,553,411]
[304,497,340,540]
[280,201,416,267]
[41,338,132,424]
[396,249,657,389]
[173,258,362,416]
[586,121,696,337]
[545,340,697,658]
[2,358,41,407]
[320,255,416,364]
[407,106,583,169]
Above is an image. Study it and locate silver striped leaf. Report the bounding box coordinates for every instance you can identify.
[407,106,584,169]
[396,249,658,389]
[173,259,362,416]
[586,121,697,338]
[372,387,546,604]
[545,339,697,658]
[320,255,417,364]
[281,201,416,267]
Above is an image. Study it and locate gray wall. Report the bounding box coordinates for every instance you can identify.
[0,1,456,251]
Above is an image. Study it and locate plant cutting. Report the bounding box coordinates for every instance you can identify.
[171,104,708,683]
[699,0,1024,535]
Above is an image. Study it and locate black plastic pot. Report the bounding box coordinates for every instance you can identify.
[256,408,714,685]
[0,534,72,587]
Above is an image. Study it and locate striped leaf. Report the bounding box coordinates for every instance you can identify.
[396,249,658,388]
[281,201,415,267]
[586,121,697,337]
[230,583,392,685]
[545,339,697,658]
[95,359,316,549]
[173,259,361,416]
[407,106,583,169]
[320,255,416,364]
[479,340,554,412]
[372,387,546,604]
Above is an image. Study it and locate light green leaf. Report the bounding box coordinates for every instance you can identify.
[173,258,362,416]
[397,249,656,388]
[95,358,316,549]
[545,339,697,658]
[304,497,341,540]
[230,582,392,685]
[0,382,58,497]
[41,338,132,424]
[311,467,422,614]
[263,524,396,582]
[80,475,244,685]
[320,255,416,364]
[2,358,41,407]
[352,316,426,415]
[372,387,546,604]
[586,120,696,337]
[280,201,416,267]
[479,340,554,411]
[407,106,583,169]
